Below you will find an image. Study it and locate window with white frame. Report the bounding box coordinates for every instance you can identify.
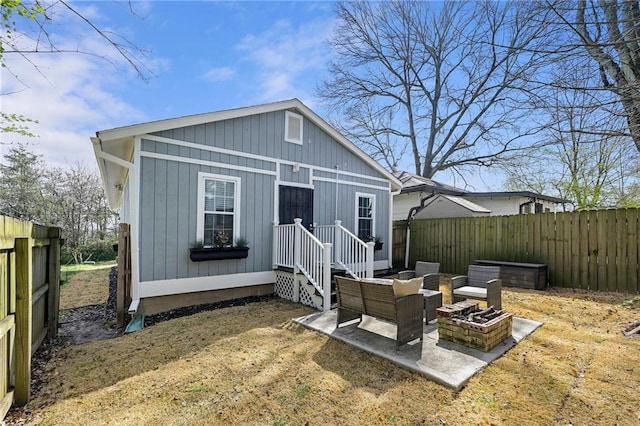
[284,110,303,144]
[197,173,241,247]
[355,193,375,240]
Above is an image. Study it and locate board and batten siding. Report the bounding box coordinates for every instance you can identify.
[137,109,392,282]
[152,110,383,179]
[139,156,274,282]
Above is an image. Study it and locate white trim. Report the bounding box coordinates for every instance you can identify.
[196,172,242,244]
[313,176,388,191]
[142,151,276,177]
[279,181,314,190]
[355,192,376,239]
[97,100,302,141]
[97,99,401,190]
[139,271,276,298]
[284,110,303,145]
[132,136,142,301]
[142,133,391,185]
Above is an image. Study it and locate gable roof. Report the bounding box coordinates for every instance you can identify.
[393,171,463,195]
[92,99,402,209]
[423,194,491,214]
[395,171,568,204]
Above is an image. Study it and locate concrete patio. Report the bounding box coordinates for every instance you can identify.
[294,310,542,390]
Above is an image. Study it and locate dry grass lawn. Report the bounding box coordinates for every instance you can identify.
[23,269,640,425]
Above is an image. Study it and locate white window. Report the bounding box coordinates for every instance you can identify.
[197,172,241,247]
[284,111,303,144]
[355,193,375,240]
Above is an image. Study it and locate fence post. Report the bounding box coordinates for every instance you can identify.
[15,237,32,406]
[366,241,375,278]
[47,227,61,339]
[323,243,332,311]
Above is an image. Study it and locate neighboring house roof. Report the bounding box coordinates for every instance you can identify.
[423,194,491,213]
[393,171,463,195]
[394,171,568,203]
[92,99,402,209]
[464,191,568,204]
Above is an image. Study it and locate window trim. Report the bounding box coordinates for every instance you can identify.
[196,172,242,246]
[284,110,303,145]
[354,192,376,240]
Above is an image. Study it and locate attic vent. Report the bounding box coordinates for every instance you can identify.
[285,111,303,145]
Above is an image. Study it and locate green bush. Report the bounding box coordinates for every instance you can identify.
[61,240,117,265]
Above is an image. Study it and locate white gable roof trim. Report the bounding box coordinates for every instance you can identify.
[95,98,401,193]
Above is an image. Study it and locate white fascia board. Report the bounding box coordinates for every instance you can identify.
[96,99,301,142]
[293,102,402,191]
[95,98,401,191]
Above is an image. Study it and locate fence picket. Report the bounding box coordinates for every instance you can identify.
[628,209,639,294]
[403,208,639,293]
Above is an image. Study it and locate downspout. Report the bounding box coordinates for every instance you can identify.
[404,192,436,269]
[91,137,141,314]
[388,186,401,270]
[518,197,536,214]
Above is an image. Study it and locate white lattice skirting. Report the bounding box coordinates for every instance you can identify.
[274,270,320,309]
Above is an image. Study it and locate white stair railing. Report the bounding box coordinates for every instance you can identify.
[333,220,374,279]
[273,219,332,311]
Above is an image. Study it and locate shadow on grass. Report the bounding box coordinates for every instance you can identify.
[31,298,314,409]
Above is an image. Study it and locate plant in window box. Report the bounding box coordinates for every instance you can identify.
[373,236,383,251]
[189,235,250,262]
[361,235,383,251]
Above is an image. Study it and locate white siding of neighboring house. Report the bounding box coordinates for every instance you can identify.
[394,193,559,219]
[393,192,426,221]
[465,196,556,215]
[414,195,490,219]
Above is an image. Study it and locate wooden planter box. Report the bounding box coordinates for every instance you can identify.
[189,247,249,262]
[437,302,513,352]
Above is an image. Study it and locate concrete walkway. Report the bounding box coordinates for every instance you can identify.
[294,310,542,390]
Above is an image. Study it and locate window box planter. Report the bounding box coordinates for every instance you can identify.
[374,241,383,251]
[189,247,249,262]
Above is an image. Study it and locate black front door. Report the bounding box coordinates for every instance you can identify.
[279,186,314,231]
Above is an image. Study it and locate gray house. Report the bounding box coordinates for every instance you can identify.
[92,99,401,316]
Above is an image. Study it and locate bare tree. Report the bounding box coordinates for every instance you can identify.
[543,0,640,152]
[501,67,640,209]
[319,1,554,178]
[1,0,151,136]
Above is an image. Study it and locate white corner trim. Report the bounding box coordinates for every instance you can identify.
[138,271,276,298]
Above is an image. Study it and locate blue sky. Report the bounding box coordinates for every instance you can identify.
[1,0,496,189]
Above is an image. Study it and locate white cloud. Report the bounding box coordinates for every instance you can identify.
[0,2,155,170]
[236,17,335,106]
[203,66,236,82]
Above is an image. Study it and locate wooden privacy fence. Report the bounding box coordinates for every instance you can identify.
[0,215,61,419]
[392,221,408,268]
[408,208,639,293]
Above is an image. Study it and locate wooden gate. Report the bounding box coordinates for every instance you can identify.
[116,223,132,328]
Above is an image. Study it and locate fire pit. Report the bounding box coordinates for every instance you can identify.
[437,301,513,352]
